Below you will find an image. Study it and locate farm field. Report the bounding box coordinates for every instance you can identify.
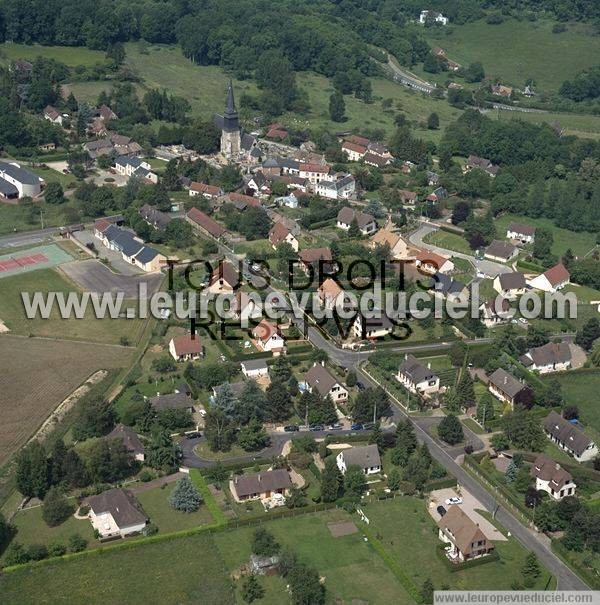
[0,533,234,605]
[0,334,131,466]
[420,19,600,92]
[0,42,107,68]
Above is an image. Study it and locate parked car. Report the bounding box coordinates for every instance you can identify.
[185,432,201,440]
[309,424,324,432]
[363,422,375,430]
[327,424,342,431]
[356,381,365,391]
[284,425,299,432]
[444,497,463,505]
[351,423,364,431]
[436,505,447,516]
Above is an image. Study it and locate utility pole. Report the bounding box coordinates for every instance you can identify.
[373,401,377,425]
[40,209,44,229]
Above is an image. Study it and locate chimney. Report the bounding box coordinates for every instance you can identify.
[427,362,431,369]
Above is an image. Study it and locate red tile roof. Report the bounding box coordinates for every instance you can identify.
[186,208,226,237]
[171,334,202,356]
[190,182,221,197]
[543,263,570,287]
[342,141,367,154]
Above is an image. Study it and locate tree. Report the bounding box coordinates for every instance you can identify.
[44,181,65,204]
[427,112,439,130]
[476,392,495,425]
[61,449,88,488]
[287,564,325,605]
[16,441,49,499]
[503,407,546,451]
[348,217,361,238]
[321,457,343,502]
[169,476,203,512]
[456,371,476,410]
[213,383,238,419]
[464,61,485,83]
[575,317,600,351]
[421,578,434,604]
[42,487,72,527]
[514,465,532,493]
[270,355,292,383]
[387,467,402,491]
[369,422,385,452]
[344,464,366,497]
[88,439,136,483]
[505,459,519,484]
[72,397,115,440]
[286,487,307,509]
[346,370,357,387]
[238,418,270,452]
[165,219,193,248]
[251,528,279,556]
[522,551,541,587]
[329,91,346,122]
[351,387,391,423]
[204,408,236,452]
[264,382,292,422]
[437,414,464,445]
[241,574,265,603]
[234,381,266,424]
[145,428,182,471]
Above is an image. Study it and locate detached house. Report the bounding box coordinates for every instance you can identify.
[493,272,527,300]
[415,250,454,275]
[507,222,536,245]
[86,488,147,539]
[463,155,499,177]
[479,298,511,328]
[437,506,494,564]
[107,424,145,462]
[207,261,240,294]
[43,105,63,125]
[531,454,576,500]
[396,354,440,396]
[315,174,356,200]
[114,156,158,183]
[528,263,570,293]
[342,141,367,162]
[298,247,333,274]
[305,363,348,403]
[369,229,414,261]
[336,207,377,235]
[543,411,598,462]
[169,334,203,362]
[336,444,381,476]
[230,469,292,502]
[317,278,345,310]
[484,240,518,263]
[189,182,223,200]
[520,342,572,374]
[241,359,269,379]
[487,368,533,409]
[352,311,394,340]
[420,9,449,25]
[252,320,285,355]
[269,222,299,252]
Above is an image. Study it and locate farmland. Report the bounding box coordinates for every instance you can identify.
[0,334,131,466]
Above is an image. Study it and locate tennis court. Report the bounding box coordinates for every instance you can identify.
[0,244,73,278]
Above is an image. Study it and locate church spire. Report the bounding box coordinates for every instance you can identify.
[224,80,237,119]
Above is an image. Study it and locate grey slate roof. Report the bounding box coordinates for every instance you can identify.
[485,240,517,260]
[232,469,292,498]
[340,444,381,470]
[107,424,145,457]
[150,391,193,410]
[305,364,339,397]
[498,272,526,291]
[398,354,438,384]
[241,359,269,372]
[337,207,375,228]
[487,368,528,399]
[434,273,466,296]
[87,488,146,528]
[0,160,40,185]
[0,178,18,196]
[543,411,594,457]
[522,342,571,367]
[135,246,160,264]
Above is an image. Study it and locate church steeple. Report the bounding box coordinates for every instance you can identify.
[224,80,238,122]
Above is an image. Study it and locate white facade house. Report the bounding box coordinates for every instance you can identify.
[314,174,356,200]
[336,444,381,476]
[336,207,377,235]
[305,362,349,403]
[506,222,536,245]
[528,263,570,293]
[396,354,440,396]
[520,342,572,374]
[252,320,286,355]
[530,455,576,501]
[543,411,598,463]
[169,334,203,361]
[114,156,158,183]
[87,488,146,539]
[419,10,448,25]
[241,359,270,379]
[493,272,527,300]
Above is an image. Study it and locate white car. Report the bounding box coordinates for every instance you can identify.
[444,497,463,505]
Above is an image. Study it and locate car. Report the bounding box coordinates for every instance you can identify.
[309,424,324,432]
[284,425,299,432]
[436,505,447,517]
[327,424,342,431]
[363,422,375,430]
[356,381,365,391]
[185,431,201,440]
[351,423,364,431]
[518,317,528,325]
[444,497,463,505]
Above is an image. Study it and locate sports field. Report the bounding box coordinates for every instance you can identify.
[0,244,73,279]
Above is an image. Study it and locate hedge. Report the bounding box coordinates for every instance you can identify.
[197,458,271,476]
[189,470,227,526]
[551,539,600,589]
[424,477,457,491]
[516,259,546,273]
[435,543,500,572]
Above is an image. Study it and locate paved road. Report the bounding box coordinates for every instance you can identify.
[0,227,57,249]
[385,55,436,94]
[409,222,512,279]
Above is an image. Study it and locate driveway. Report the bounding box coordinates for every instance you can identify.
[429,487,508,542]
[73,230,141,276]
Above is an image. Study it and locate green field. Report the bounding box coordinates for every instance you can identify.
[421,19,600,92]
[423,229,472,255]
[494,214,597,257]
[0,267,145,345]
[0,42,107,68]
[0,533,234,605]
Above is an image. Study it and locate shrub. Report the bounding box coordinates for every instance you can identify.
[27,543,48,561]
[48,542,67,557]
[42,487,73,527]
[252,528,279,556]
[68,534,87,553]
[144,523,159,536]
[169,476,203,512]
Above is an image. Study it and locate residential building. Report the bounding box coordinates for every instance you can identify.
[305,362,348,403]
[252,320,285,355]
[520,342,572,374]
[531,454,576,500]
[139,204,172,230]
[543,411,599,462]
[484,240,518,263]
[150,386,194,413]
[189,182,223,199]
[336,207,377,235]
[314,174,356,200]
[114,156,158,183]
[352,311,394,340]
[230,469,292,502]
[298,162,330,185]
[43,105,63,125]
[241,359,270,379]
[493,272,527,300]
[298,247,333,274]
[528,263,570,293]
[268,222,299,252]
[396,354,440,396]
[169,334,203,361]
[133,246,165,273]
[479,298,511,328]
[336,444,381,475]
[415,250,454,274]
[437,506,494,563]
[317,278,344,310]
[399,189,418,205]
[0,160,43,199]
[369,229,415,261]
[341,141,367,162]
[506,222,536,244]
[419,10,449,25]
[86,488,147,539]
[186,207,226,239]
[207,261,239,294]
[433,273,468,300]
[487,368,533,409]
[463,155,499,177]
[107,424,145,462]
[363,152,391,168]
[491,84,513,98]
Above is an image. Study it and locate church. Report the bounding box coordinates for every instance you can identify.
[214,82,261,163]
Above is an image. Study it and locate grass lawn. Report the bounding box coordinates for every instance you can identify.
[0,533,234,605]
[423,229,472,255]
[0,42,107,68]
[493,214,597,257]
[0,267,145,345]
[0,199,84,236]
[420,19,600,92]
[363,496,553,591]
[213,508,414,604]
[136,483,214,534]
[193,441,250,461]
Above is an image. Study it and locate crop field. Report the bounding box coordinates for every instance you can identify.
[0,334,131,466]
[0,42,107,68]
[421,19,600,92]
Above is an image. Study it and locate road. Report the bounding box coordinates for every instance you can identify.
[385,54,436,94]
[0,227,57,249]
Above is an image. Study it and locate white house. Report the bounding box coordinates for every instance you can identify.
[114,156,158,183]
[86,488,147,539]
[241,359,270,379]
[543,411,599,463]
[396,354,440,396]
[305,362,348,403]
[315,174,356,200]
[479,298,511,328]
[506,222,536,245]
[252,320,286,355]
[268,222,299,252]
[0,160,43,199]
[484,240,518,263]
[415,250,454,275]
[493,272,527,300]
[520,342,572,374]
[419,10,449,25]
[528,263,570,293]
[341,141,367,162]
[352,312,393,340]
[336,444,381,476]
[43,105,63,125]
[336,207,377,235]
[530,454,576,501]
[437,506,494,563]
[169,334,203,361]
[298,162,330,185]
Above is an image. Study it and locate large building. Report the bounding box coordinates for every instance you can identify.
[0,160,43,200]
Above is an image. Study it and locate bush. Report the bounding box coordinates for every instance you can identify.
[4,542,30,566]
[144,523,159,536]
[27,543,48,561]
[68,534,88,553]
[42,487,73,527]
[138,469,154,482]
[48,542,67,557]
[252,528,279,556]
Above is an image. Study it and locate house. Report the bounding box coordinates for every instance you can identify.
[415,250,454,274]
[369,229,414,261]
[428,186,448,203]
[186,207,226,239]
[317,278,344,310]
[207,261,240,294]
[298,247,333,274]
[396,354,440,396]
[520,342,572,374]
[399,189,418,205]
[493,272,527,300]
[268,222,299,252]
[336,207,377,235]
[484,240,518,263]
[543,411,599,462]
[427,171,440,186]
[336,444,381,476]
[433,273,468,300]
[150,386,194,412]
[230,469,292,502]
[0,161,43,200]
[268,210,301,236]
[305,362,348,403]
[314,174,356,200]
[275,193,299,208]
[247,171,269,194]
[241,359,269,379]
[352,311,394,340]
[43,105,63,125]
[86,488,147,539]
[252,320,286,355]
[249,554,279,576]
[341,141,367,162]
[531,454,576,500]
[506,222,536,244]
[139,204,172,230]
[232,290,258,321]
[169,334,203,361]
[491,84,513,98]
[363,152,391,168]
[437,506,494,563]
[528,263,570,293]
[189,182,223,200]
[487,368,533,409]
[114,156,158,183]
[419,9,449,25]
[133,246,165,273]
[298,162,330,185]
[98,104,117,122]
[463,156,499,177]
[266,125,288,140]
[107,424,145,462]
[479,298,511,328]
[227,192,263,210]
